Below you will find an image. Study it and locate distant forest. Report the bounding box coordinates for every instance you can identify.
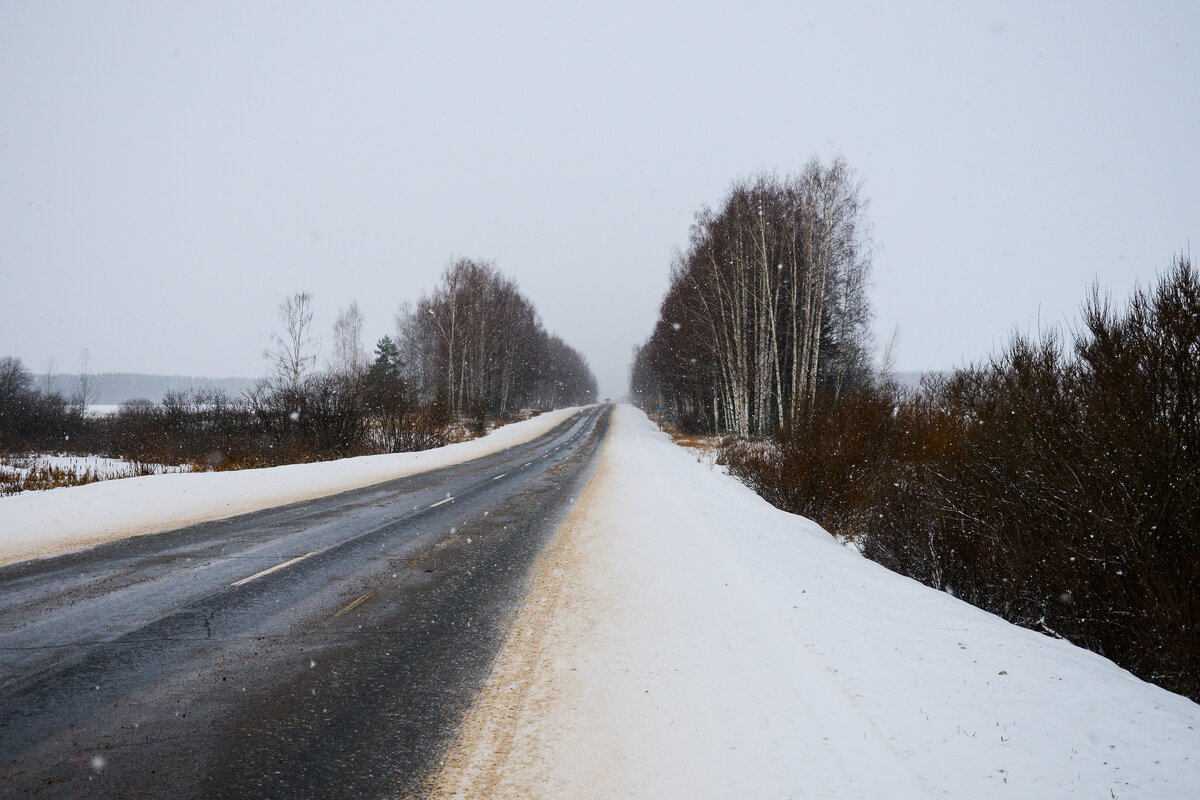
[42,374,259,405]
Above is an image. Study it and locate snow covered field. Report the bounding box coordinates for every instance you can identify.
[0,453,190,486]
[85,404,123,417]
[432,405,1200,799]
[0,406,587,567]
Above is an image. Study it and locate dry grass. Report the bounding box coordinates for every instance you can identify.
[0,455,181,495]
[0,458,140,495]
[660,425,723,468]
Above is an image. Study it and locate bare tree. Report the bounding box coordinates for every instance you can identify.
[330,301,366,378]
[630,158,874,435]
[398,258,597,415]
[878,324,901,387]
[266,291,318,392]
[74,348,96,414]
[0,356,31,402]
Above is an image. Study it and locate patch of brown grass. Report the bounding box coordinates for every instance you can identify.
[1,461,110,495]
[660,425,723,467]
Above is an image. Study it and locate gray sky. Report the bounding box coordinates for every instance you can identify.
[2,1,1197,399]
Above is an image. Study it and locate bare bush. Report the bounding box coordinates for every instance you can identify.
[724,256,1200,701]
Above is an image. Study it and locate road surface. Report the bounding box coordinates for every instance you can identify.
[0,405,610,799]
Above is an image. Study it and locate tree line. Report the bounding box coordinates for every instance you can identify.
[397,257,597,419]
[631,157,874,436]
[30,374,256,405]
[0,258,596,475]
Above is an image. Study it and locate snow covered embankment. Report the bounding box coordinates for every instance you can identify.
[432,405,1200,799]
[0,406,588,567]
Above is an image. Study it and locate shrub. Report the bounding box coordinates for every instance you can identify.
[724,256,1200,700]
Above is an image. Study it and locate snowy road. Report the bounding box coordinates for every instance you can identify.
[0,406,609,798]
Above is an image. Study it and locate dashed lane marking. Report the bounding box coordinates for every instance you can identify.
[231,552,316,586]
[430,496,455,508]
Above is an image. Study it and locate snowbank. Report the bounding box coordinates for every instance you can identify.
[433,405,1200,798]
[0,407,588,567]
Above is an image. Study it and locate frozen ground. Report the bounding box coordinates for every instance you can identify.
[432,405,1200,799]
[0,406,587,567]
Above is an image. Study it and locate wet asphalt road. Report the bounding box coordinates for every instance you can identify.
[0,405,610,799]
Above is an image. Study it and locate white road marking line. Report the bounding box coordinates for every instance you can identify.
[523,462,532,467]
[231,552,316,586]
[429,496,454,508]
[492,473,507,480]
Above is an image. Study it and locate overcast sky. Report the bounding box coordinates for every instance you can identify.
[2,1,1197,398]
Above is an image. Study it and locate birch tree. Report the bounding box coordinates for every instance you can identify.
[330,301,366,378]
[266,291,318,392]
[630,158,874,435]
[398,258,597,415]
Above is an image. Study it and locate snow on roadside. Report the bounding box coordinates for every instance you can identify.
[0,406,588,567]
[432,405,1200,799]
